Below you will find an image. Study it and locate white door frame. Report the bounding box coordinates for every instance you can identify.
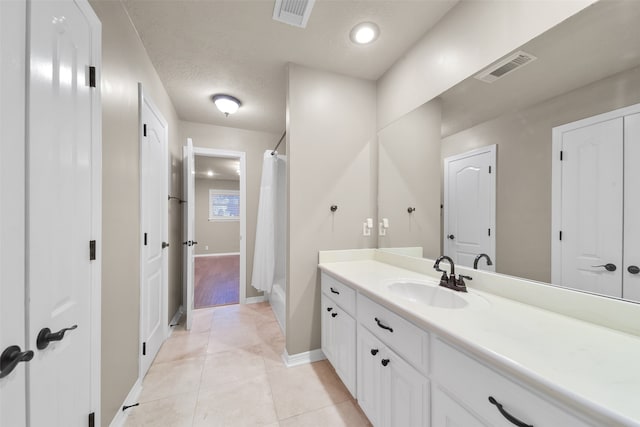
[187,147,247,311]
[138,84,169,379]
[443,145,496,268]
[551,102,640,285]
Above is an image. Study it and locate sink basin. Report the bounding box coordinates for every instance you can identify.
[388,281,468,309]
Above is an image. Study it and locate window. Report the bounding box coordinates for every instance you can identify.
[209,189,240,221]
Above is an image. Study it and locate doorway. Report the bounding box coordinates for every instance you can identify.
[183,143,247,329]
[193,155,242,308]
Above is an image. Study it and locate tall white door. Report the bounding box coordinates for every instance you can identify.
[140,89,168,376]
[443,146,496,270]
[27,0,99,425]
[623,113,640,302]
[0,1,28,424]
[183,138,195,330]
[558,118,623,297]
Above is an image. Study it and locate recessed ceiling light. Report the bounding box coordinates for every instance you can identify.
[207,170,214,177]
[212,94,241,117]
[350,22,379,45]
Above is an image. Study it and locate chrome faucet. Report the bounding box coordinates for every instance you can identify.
[473,253,493,270]
[433,255,471,292]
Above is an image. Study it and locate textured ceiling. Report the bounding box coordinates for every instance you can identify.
[122,0,459,133]
[439,0,640,137]
[194,155,240,181]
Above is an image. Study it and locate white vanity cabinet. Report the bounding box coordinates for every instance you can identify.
[357,325,429,427]
[320,273,357,396]
[432,339,595,427]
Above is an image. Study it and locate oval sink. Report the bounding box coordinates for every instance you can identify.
[388,281,468,309]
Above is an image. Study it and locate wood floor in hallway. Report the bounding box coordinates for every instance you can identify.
[123,302,371,426]
[194,255,239,308]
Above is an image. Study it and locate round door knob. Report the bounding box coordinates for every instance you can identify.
[447,234,455,240]
[381,358,390,367]
[628,265,640,275]
[592,263,616,272]
[370,349,379,356]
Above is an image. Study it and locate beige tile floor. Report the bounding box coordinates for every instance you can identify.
[124,302,372,427]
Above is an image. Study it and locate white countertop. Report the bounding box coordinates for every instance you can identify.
[319,255,640,427]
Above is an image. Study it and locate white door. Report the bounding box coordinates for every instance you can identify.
[140,89,168,376]
[0,1,28,424]
[183,138,195,330]
[624,113,640,302]
[28,0,99,425]
[443,146,496,270]
[558,118,623,297]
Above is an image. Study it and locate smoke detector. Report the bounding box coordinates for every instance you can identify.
[273,0,316,28]
[474,51,537,83]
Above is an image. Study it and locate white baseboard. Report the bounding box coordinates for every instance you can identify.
[194,252,240,258]
[245,295,266,304]
[282,348,326,368]
[168,305,184,337]
[108,378,143,427]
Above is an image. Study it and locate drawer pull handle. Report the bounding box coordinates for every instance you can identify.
[381,358,390,367]
[370,349,379,356]
[326,307,333,312]
[488,396,533,427]
[331,312,338,318]
[330,287,340,295]
[374,317,393,333]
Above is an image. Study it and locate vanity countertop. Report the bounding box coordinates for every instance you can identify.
[319,253,640,427]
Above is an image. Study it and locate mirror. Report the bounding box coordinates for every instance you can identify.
[378,0,640,301]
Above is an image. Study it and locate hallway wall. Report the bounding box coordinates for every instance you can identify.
[89,2,182,425]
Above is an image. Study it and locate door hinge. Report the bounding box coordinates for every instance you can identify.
[88,66,96,88]
[488,228,491,237]
[88,412,95,427]
[144,233,147,246]
[142,342,146,356]
[143,124,147,137]
[489,165,492,174]
[89,240,96,261]
[560,150,564,161]
[559,231,563,241]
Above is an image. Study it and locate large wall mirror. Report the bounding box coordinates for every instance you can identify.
[377,0,640,302]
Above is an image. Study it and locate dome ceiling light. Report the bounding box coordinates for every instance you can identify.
[350,22,380,45]
[212,94,241,117]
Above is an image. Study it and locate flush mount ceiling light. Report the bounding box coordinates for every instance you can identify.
[212,94,241,117]
[350,22,380,45]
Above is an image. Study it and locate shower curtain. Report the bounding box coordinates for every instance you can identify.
[251,150,278,292]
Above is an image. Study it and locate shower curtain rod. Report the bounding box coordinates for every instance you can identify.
[271,132,286,155]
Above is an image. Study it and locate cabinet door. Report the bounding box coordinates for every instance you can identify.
[432,386,488,427]
[321,295,336,364]
[383,347,429,427]
[333,306,356,396]
[357,326,384,427]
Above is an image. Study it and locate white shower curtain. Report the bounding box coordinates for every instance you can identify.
[251,150,278,292]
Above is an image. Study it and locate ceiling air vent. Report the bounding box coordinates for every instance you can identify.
[474,51,537,83]
[273,0,316,28]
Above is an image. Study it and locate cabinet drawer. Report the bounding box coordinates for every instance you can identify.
[321,273,356,315]
[433,338,594,427]
[358,294,429,374]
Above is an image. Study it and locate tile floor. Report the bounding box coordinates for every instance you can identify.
[124,302,372,427]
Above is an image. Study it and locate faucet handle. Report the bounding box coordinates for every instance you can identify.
[458,274,472,281]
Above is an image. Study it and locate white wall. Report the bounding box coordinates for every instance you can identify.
[286,64,377,355]
[377,0,595,129]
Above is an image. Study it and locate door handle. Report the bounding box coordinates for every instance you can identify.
[628,265,640,275]
[192,241,198,245]
[591,263,617,272]
[447,234,455,240]
[37,325,78,350]
[0,345,34,379]
[162,242,170,249]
